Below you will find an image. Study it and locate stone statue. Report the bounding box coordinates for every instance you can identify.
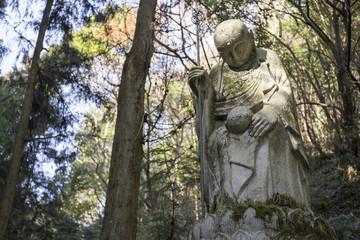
[187,19,338,240]
[188,19,310,211]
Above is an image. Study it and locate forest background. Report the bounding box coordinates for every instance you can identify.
[0,0,359,239]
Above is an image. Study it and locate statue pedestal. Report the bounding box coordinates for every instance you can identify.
[189,206,337,240]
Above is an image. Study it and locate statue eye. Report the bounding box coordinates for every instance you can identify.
[234,44,243,53]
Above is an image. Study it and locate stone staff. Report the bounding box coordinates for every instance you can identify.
[192,7,205,219]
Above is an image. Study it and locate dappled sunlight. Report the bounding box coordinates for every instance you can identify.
[346,165,360,182]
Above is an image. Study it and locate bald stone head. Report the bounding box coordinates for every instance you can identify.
[214,19,255,68]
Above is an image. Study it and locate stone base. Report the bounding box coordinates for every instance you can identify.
[189,206,337,240]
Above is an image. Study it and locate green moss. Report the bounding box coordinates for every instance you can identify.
[270,193,305,209]
[213,193,336,239]
[209,197,222,214]
[231,204,248,222]
[221,73,253,97]
[284,99,300,129]
[230,202,280,221]
[210,192,238,214]
[223,75,234,86]
[248,202,280,219]
[229,194,306,222]
[284,104,297,127]
[226,200,337,239]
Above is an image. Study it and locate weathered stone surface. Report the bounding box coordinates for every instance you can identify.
[189,206,337,240]
[225,106,253,134]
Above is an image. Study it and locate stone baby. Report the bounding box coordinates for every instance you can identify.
[188,19,309,211]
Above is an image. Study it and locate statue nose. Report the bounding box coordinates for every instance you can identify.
[229,51,236,62]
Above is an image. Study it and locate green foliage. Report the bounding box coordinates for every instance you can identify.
[48,0,108,34]
[0,69,75,239]
[202,0,265,21]
[137,210,174,240]
[71,16,112,58]
[40,39,112,106]
[200,0,273,48]
[0,71,26,162]
[23,6,135,237]
[0,0,7,61]
[70,5,134,58]
[0,2,137,239]
[0,10,108,240]
[135,76,200,238]
[67,107,114,220]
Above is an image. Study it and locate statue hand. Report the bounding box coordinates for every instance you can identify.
[249,106,278,138]
[188,66,209,95]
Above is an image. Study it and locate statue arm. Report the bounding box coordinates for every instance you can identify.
[264,50,292,113]
[249,51,291,138]
[265,51,310,167]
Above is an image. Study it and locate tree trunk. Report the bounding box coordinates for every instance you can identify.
[100,0,157,239]
[333,5,359,156]
[0,0,54,239]
[337,65,359,155]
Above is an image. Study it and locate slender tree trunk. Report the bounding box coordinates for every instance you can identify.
[100,0,157,239]
[337,65,359,155]
[0,0,54,239]
[333,6,359,156]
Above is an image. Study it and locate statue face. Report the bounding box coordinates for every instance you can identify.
[217,38,253,68]
[214,19,255,68]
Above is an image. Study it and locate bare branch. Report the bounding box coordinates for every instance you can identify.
[154,37,193,70]
[296,101,342,111]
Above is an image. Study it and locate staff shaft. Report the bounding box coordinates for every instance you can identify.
[196,22,205,220]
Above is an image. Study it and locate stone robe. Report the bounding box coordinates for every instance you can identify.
[193,48,309,212]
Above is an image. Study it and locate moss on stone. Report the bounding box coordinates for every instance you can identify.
[211,192,238,214]
[223,75,233,86]
[228,193,307,223]
[248,202,280,219]
[209,200,337,240]
[284,104,297,127]
[230,202,280,221]
[231,204,248,222]
[270,193,305,209]
[284,99,300,129]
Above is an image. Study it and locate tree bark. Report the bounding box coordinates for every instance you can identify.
[100,0,157,239]
[0,0,54,239]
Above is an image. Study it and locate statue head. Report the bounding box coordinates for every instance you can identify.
[214,19,255,68]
